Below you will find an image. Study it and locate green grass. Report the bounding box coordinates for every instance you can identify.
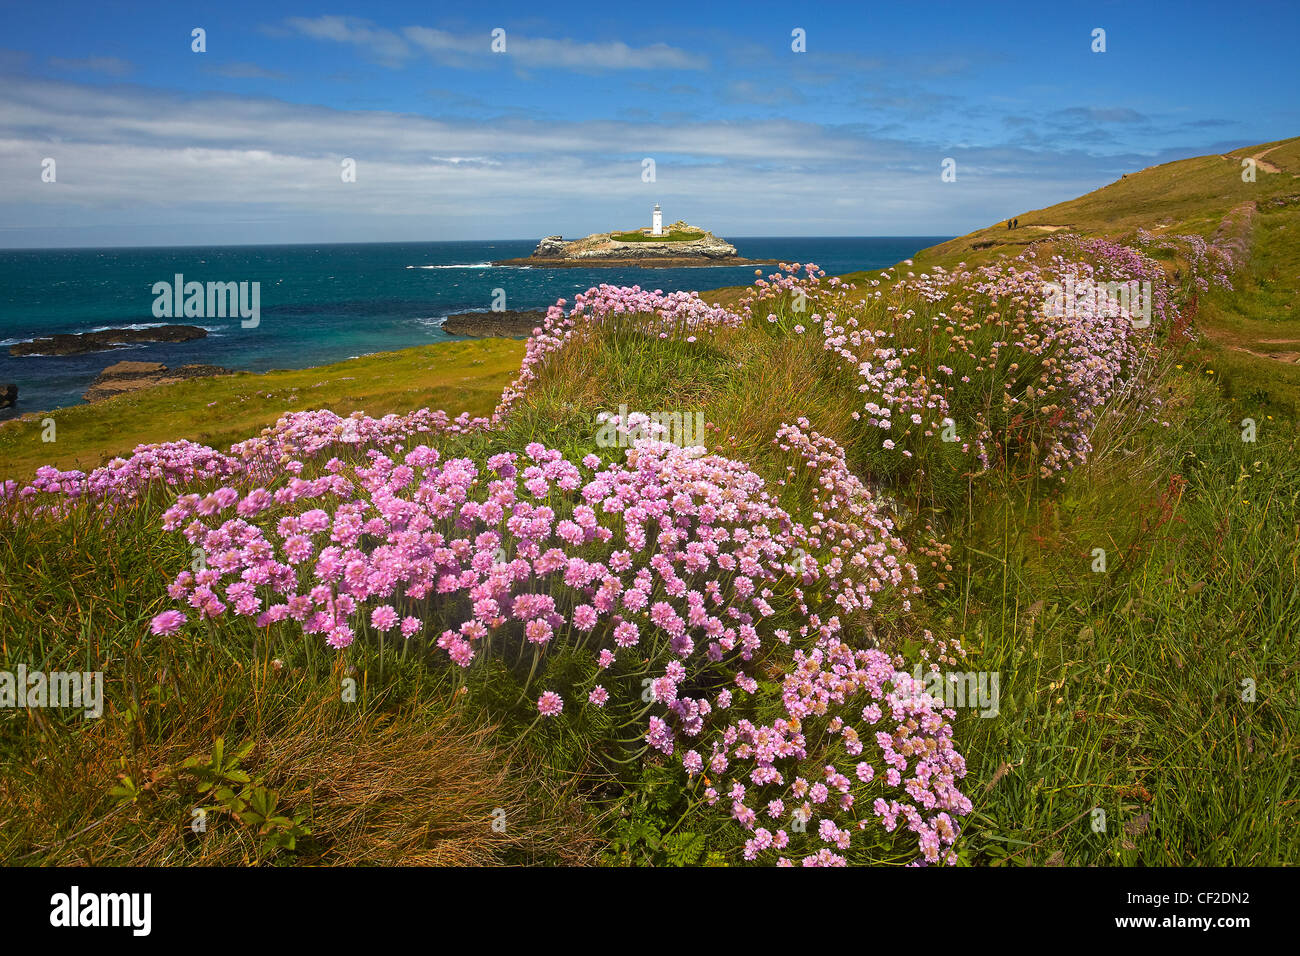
[901,137,1300,273]
[937,380,1298,864]
[610,230,705,243]
[1192,195,1300,415]
[0,468,596,865]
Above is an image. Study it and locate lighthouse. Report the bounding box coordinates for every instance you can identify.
[652,203,663,236]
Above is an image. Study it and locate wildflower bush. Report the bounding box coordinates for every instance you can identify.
[133,417,962,864]
[2,235,1236,865]
[737,238,1231,501]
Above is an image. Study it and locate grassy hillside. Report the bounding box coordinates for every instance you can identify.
[2,139,1296,868]
[916,138,1300,266]
[892,136,1300,414]
[705,137,1300,413]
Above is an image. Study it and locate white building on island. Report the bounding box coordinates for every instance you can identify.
[652,203,663,236]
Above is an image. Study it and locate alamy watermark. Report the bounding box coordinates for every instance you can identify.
[152,274,260,328]
[50,886,150,936]
[1,664,103,718]
[595,405,705,451]
[912,666,1000,717]
[1043,274,1151,328]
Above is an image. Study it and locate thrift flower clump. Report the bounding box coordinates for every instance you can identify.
[148,416,967,864]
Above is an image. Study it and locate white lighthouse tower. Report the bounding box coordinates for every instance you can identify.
[652,203,663,236]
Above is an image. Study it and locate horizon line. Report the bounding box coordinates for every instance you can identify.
[0,234,959,253]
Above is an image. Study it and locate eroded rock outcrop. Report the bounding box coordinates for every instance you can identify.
[440,311,547,338]
[82,361,233,402]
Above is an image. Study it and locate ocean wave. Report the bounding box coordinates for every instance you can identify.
[80,321,172,334]
[413,316,448,328]
[4,322,230,346]
[3,323,169,346]
[406,262,495,270]
[17,342,151,357]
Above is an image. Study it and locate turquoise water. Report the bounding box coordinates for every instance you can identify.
[0,237,947,418]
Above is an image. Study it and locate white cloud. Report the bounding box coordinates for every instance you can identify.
[0,76,1149,245]
[280,16,707,72]
[207,61,287,81]
[283,16,413,67]
[47,55,132,76]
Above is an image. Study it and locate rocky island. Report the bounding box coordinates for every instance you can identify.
[493,209,777,269]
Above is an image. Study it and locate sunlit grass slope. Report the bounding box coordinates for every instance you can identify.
[0,339,524,483]
[907,137,1300,413]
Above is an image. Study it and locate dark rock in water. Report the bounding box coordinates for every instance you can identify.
[0,384,16,408]
[441,310,548,338]
[82,360,234,402]
[9,324,207,357]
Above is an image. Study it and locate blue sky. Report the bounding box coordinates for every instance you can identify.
[1,0,1296,247]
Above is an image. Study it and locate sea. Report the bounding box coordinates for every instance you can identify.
[0,237,949,419]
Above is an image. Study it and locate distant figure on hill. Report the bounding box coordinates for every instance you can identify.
[1013,218,1019,228]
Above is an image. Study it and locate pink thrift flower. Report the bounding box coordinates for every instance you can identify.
[150,609,186,635]
[370,605,399,632]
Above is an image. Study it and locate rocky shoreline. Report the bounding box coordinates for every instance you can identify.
[82,361,234,403]
[9,324,208,357]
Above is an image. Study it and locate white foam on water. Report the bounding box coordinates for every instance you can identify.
[81,322,171,333]
[406,262,495,270]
